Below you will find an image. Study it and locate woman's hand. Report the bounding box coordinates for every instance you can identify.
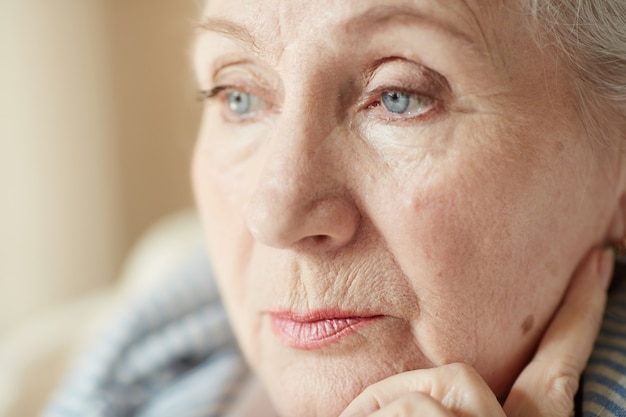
[339,248,613,417]
[503,247,612,417]
[338,362,505,417]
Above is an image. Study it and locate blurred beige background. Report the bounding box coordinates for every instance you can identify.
[0,0,202,343]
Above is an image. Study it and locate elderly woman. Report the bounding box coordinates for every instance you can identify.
[45,0,626,416]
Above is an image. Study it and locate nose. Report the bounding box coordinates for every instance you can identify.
[245,114,360,252]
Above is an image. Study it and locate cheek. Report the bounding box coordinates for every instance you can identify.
[193,149,273,370]
[193,147,240,271]
[192,145,254,321]
[370,147,572,393]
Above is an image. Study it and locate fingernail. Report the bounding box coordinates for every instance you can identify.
[598,248,615,290]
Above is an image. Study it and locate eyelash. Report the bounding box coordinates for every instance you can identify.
[199,84,440,124]
[200,85,271,122]
[364,87,439,122]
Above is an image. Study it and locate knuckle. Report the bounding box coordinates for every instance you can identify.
[394,397,419,416]
[445,362,482,384]
[545,365,579,413]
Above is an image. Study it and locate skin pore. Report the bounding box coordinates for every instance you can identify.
[192,0,625,416]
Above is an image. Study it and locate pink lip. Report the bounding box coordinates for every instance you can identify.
[268,310,382,350]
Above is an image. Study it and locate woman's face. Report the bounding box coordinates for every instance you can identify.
[192,0,622,416]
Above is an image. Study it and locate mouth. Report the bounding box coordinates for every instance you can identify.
[267,310,383,350]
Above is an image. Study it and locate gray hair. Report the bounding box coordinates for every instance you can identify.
[529,0,626,139]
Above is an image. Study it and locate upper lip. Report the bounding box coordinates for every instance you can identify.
[266,309,383,321]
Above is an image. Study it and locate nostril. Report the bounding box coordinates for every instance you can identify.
[294,234,332,252]
[312,235,330,245]
[299,233,352,252]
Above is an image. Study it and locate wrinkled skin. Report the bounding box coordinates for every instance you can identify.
[191,0,626,416]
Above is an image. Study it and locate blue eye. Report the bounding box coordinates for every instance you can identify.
[381,91,433,116]
[222,90,268,118]
[227,91,253,115]
[381,92,411,113]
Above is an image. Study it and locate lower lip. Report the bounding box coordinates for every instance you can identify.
[268,311,382,350]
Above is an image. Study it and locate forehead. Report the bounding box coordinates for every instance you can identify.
[200,0,508,58]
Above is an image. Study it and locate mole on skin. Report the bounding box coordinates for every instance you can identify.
[521,315,534,335]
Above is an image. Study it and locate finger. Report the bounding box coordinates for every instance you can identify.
[366,392,455,417]
[339,363,505,417]
[504,248,613,417]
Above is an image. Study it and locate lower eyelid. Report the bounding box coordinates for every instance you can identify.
[367,99,440,123]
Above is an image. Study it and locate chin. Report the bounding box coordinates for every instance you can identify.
[264,368,362,417]
[254,336,433,417]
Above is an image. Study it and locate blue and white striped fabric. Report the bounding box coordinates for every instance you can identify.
[43,245,626,417]
[42,247,248,417]
[583,265,626,416]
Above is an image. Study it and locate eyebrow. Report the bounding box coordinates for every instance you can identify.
[196,17,262,53]
[196,4,476,52]
[344,5,475,46]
